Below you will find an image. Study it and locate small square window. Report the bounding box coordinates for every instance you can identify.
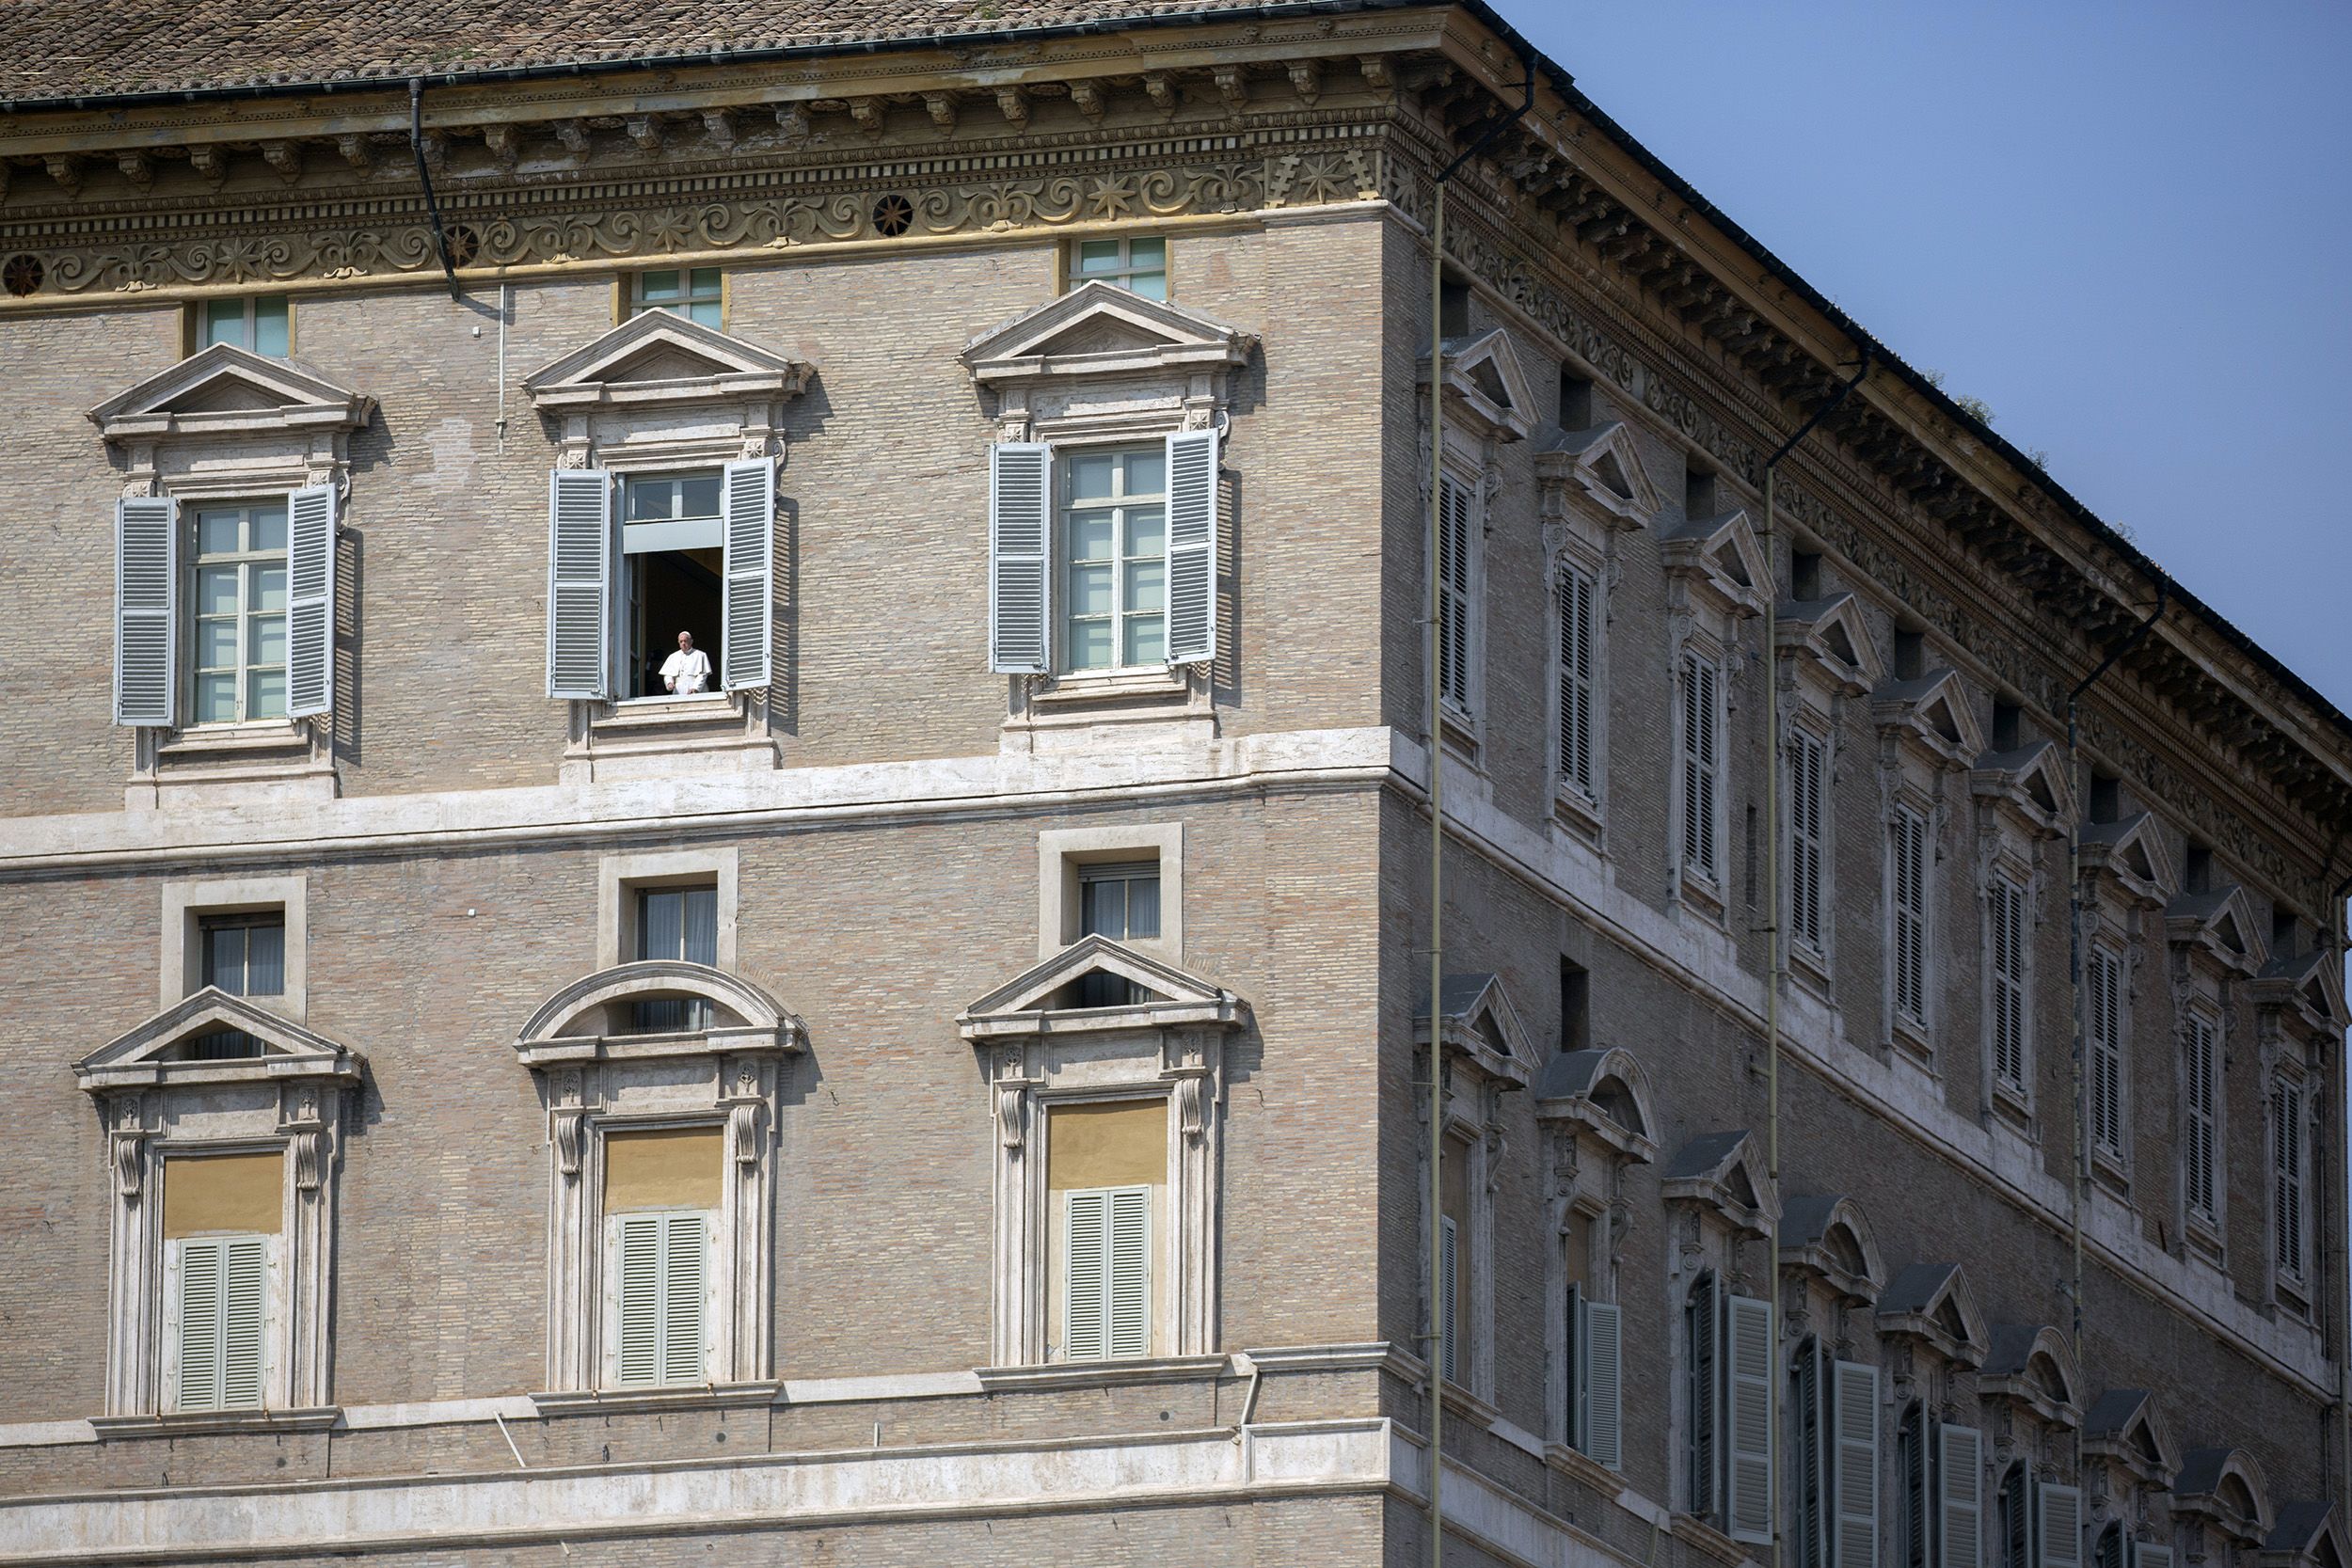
[630,268,723,326]
[199,295,291,357]
[1071,237,1167,301]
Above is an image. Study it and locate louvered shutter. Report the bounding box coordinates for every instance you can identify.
[1439,1215,1459,1384]
[1163,427,1217,666]
[989,442,1052,673]
[1795,1338,1825,1568]
[1992,879,2026,1088]
[1107,1186,1151,1358]
[2089,953,2122,1154]
[2186,1020,2217,1220]
[2035,1483,2083,1568]
[1558,566,1596,795]
[1792,734,1825,952]
[720,458,774,692]
[1689,1272,1720,1515]
[282,484,337,719]
[1585,1298,1623,1469]
[1438,475,1473,712]
[1684,656,1720,879]
[1940,1425,1985,1568]
[661,1212,707,1385]
[1727,1293,1774,1543]
[2134,1544,2174,1568]
[2094,1529,2124,1568]
[176,1240,224,1411]
[2001,1468,2030,1568]
[221,1237,267,1408]
[1065,1189,1108,1360]
[115,495,179,726]
[1901,1411,1929,1568]
[2275,1081,2304,1277]
[546,468,613,699]
[1833,1361,1882,1568]
[615,1213,662,1385]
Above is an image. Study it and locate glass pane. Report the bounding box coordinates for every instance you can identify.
[688,300,722,327]
[193,673,237,723]
[1126,509,1165,559]
[244,924,285,995]
[1068,513,1113,563]
[640,888,684,961]
[677,472,723,518]
[638,270,682,303]
[249,504,288,554]
[203,925,246,991]
[196,512,242,558]
[196,564,239,615]
[1069,562,1113,616]
[202,299,247,348]
[688,268,721,295]
[247,669,285,719]
[252,296,290,357]
[1126,876,1161,939]
[1125,559,1165,615]
[681,887,718,966]
[1123,612,1165,667]
[1127,272,1168,302]
[625,479,674,522]
[1123,451,1164,497]
[252,566,287,612]
[196,618,238,670]
[1081,877,1125,938]
[1127,238,1166,267]
[1067,618,1112,670]
[247,614,285,665]
[1067,451,1116,502]
[1075,239,1121,273]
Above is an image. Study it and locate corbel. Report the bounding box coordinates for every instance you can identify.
[994,87,1030,130]
[44,153,82,198]
[1287,60,1323,106]
[849,99,885,138]
[551,1110,583,1179]
[924,92,958,134]
[1358,55,1394,92]
[262,141,303,184]
[555,120,592,156]
[483,123,520,168]
[1069,80,1106,123]
[336,134,373,170]
[1214,66,1249,112]
[701,108,737,150]
[116,151,153,193]
[625,116,663,157]
[1143,72,1180,116]
[773,104,809,145]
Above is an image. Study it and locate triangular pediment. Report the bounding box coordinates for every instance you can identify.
[959,934,1245,1037]
[1414,972,1534,1088]
[1661,1129,1779,1235]
[1873,670,1986,768]
[1877,1261,1987,1366]
[2168,885,2266,974]
[1663,508,1768,614]
[962,280,1254,384]
[2080,811,2177,906]
[524,311,811,410]
[74,988,361,1089]
[87,343,373,440]
[2251,948,2347,1032]
[2084,1390,2180,1483]
[1537,420,1662,524]
[1778,593,1885,692]
[1972,739,2075,832]
[1420,328,1535,443]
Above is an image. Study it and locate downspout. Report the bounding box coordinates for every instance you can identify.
[2063,580,2168,1495]
[409,78,462,300]
[1759,348,1867,1568]
[1423,53,1534,1568]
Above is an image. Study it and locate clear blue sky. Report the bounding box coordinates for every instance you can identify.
[1492,0,2352,714]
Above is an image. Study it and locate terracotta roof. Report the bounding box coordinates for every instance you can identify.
[0,0,1283,104]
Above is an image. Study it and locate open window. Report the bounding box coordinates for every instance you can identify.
[617,470,725,699]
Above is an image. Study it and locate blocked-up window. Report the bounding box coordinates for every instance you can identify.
[603,1128,718,1388]
[1047,1101,1162,1362]
[163,1151,280,1413]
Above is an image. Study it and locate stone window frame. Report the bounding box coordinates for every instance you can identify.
[161,872,309,1021]
[1971,739,2069,1125]
[958,935,1245,1374]
[1035,822,1184,965]
[1775,592,1882,996]
[2166,882,2260,1267]
[74,990,363,1432]
[597,847,740,973]
[2078,825,2169,1197]
[513,962,803,1406]
[1870,670,1982,1068]
[1661,1128,1779,1533]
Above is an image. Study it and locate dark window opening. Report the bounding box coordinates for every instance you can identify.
[1559,370,1595,431]
[2185,843,2213,895]
[1684,466,1718,520]
[1077,862,1159,1006]
[193,913,283,1057]
[2272,907,2304,961]
[1789,549,1823,602]
[1992,700,2022,752]
[633,884,718,1032]
[1893,628,1925,682]
[621,473,724,700]
[2089,771,2122,824]
[1439,278,1471,338]
[1559,958,1590,1056]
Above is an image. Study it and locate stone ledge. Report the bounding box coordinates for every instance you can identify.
[973,1354,1231,1393]
[530,1382,780,1418]
[89,1407,341,1441]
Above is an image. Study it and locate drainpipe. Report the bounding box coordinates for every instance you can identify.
[409,78,462,300]
[1758,348,1867,1568]
[2063,580,2167,1493]
[1423,53,1534,1568]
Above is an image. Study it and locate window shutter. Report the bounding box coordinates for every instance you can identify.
[283,483,337,720]
[1795,1338,1825,1568]
[1727,1292,1774,1543]
[176,1239,224,1411]
[1439,1214,1459,1384]
[720,458,774,692]
[1689,1272,1720,1515]
[1833,1361,1882,1568]
[988,442,1052,673]
[1939,1425,1985,1568]
[1163,427,1217,666]
[1065,1189,1107,1360]
[114,495,179,726]
[615,1213,662,1385]
[660,1212,707,1386]
[220,1236,267,1408]
[2035,1483,2083,1568]
[2275,1081,2304,1277]
[1792,735,1824,952]
[1558,566,1596,795]
[1436,476,1473,713]
[1585,1298,1623,1469]
[2134,1544,2174,1568]
[2001,1468,2030,1568]
[1902,1411,1929,1568]
[1107,1186,1151,1358]
[1683,655,1720,879]
[2095,1529,2125,1568]
[2186,1020,2217,1220]
[547,467,613,699]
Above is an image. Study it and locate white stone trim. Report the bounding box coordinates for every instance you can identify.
[1035,821,1184,962]
[596,846,739,972]
[160,873,307,1020]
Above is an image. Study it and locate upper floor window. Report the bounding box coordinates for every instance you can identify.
[191,501,290,725]
[1789,732,1827,956]
[1680,651,1724,884]
[1071,236,1167,300]
[1438,472,1478,718]
[192,911,284,1059]
[1062,446,1168,673]
[1557,562,1597,799]
[1890,807,1930,1025]
[2274,1076,2307,1287]
[618,470,724,700]
[2088,944,2126,1161]
[199,294,290,357]
[2185,1012,2219,1228]
[1988,874,2028,1094]
[630,268,722,326]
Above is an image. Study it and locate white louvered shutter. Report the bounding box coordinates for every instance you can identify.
[1585,1298,1623,1469]
[2185,1018,2217,1222]
[989,442,1052,673]
[1065,1189,1108,1360]
[661,1212,707,1385]
[1558,565,1596,796]
[720,457,774,692]
[1164,427,1217,666]
[2035,1483,2083,1568]
[176,1240,223,1411]
[283,484,337,719]
[1439,1215,1459,1385]
[546,468,613,699]
[1438,474,1473,713]
[615,1214,662,1385]
[115,495,179,726]
[1727,1293,1774,1543]
[221,1237,267,1408]
[2275,1080,2305,1278]
[1106,1186,1151,1358]
[1834,1361,1882,1568]
[1940,1425,1985,1568]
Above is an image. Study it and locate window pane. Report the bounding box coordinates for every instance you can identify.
[1082,877,1126,938]
[1067,618,1112,670]
[1125,560,1165,614]
[687,300,721,326]
[1068,451,1118,502]
[203,925,246,991]
[252,566,286,612]
[1125,876,1161,939]
[196,512,242,558]
[677,472,723,517]
[1126,273,1168,302]
[638,270,682,303]
[1069,561,1114,617]
[193,673,237,723]
[1123,612,1165,666]
[247,614,286,666]
[247,669,286,719]
[196,618,238,669]
[625,479,674,522]
[681,887,718,967]
[244,924,285,995]
[249,504,288,554]
[1126,509,1165,560]
[640,888,684,961]
[202,299,247,349]
[196,565,239,615]
[1126,238,1166,268]
[1069,513,1114,563]
[252,296,290,357]
[1075,240,1122,273]
[1124,451,1165,497]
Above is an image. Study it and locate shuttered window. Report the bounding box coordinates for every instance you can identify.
[547,468,615,699]
[1681,653,1722,881]
[1438,1214,1460,1384]
[173,1235,267,1411]
[720,458,774,692]
[1163,428,1217,666]
[1557,563,1597,799]
[1064,1185,1151,1361]
[1997,1465,2030,1568]
[1790,732,1827,955]
[1833,1360,1881,1568]
[1727,1293,1773,1544]
[1898,1404,1928,1568]
[2135,1543,2175,1568]
[1437,473,1475,716]
[2088,947,2124,1159]
[1685,1271,1719,1517]
[1939,1425,1985,1568]
[2094,1527,2124,1568]
[613,1210,707,1387]
[2274,1077,2306,1282]
[1891,808,1929,1023]
[1989,875,2028,1091]
[1793,1338,1827,1568]
[189,501,290,724]
[2185,1014,2218,1226]
[2034,1481,2083,1568]
[1568,1288,1624,1470]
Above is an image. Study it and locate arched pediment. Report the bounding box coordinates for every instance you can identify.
[74,987,361,1092]
[1778,593,1884,695]
[1662,508,1767,617]
[1413,972,1532,1090]
[2168,885,2266,975]
[1981,1323,2082,1428]
[524,311,811,413]
[1537,420,1661,525]
[87,342,373,445]
[1661,1129,1777,1237]
[1872,670,1986,770]
[961,280,1255,388]
[1778,1195,1886,1305]
[2084,1389,2180,1485]
[515,960,802,1065]
[1534,1045,1659,1162]
[2080,812,2177,910]
[1419,327,1535,443]
[1876,1261,1988,1368]
[1972,739,2076,834]
[2179,1447,2273,1543]
[959,933,1245,1040]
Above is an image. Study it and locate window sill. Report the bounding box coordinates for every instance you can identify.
[1438,704,1482,765]
[1788,942,1833,994]
[92,1406,341,1440]
[532,1382,780,1418]
[1438,1379,1500,1431]
[157,719,312,758]
[2185,1220,2224,1269]
[1891,1016,1934,1067]
[1546,1438,1624,1487]
[2090,1153,2131,1197]
[1004,664,1212,752]
[975,1354,1231,1393]
[1991,1081,2034,1130]
[1675,870,1726,922]
[131,718,335,809]
[564,690,778,783]
[1552,786,1603,843]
